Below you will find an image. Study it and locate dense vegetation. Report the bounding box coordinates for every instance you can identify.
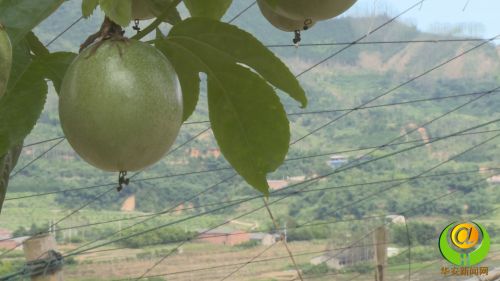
[5,1,500,232]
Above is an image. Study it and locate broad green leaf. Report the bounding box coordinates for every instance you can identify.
[7,37,32,92]
[0,143,22,213]
[37,52,77,94]
[26,31,49,56]
[156,18,300,194]
[184,0,233,20]
[0,0,64,45]
[168,18,307,107]
[148,0,182,25]
[155,27,165,38]
[0,51,48,156]
[99,0,132,27]
[156,33,200,121]
[208,65,289,195]
[82,0,100,18]
[83,0,181,25]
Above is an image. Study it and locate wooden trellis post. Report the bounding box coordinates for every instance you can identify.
[373,226,387,281]
[23,234,63,281]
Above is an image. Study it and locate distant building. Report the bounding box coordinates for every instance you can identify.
[311,244,374,270]
[0,240,17,250]
[173,203,194,215]
[287,176,306,182]
[386,215,406,225]
[250,233,280,246]
[0,228,12,240]
[0,236,29,250]
[61,153,75,161]
[24,148,34,156]
[267,175,308,190]
[328,155,348,168]
[388,247,400,257]
[189,148,202,158]
[479,167,490,174]
[188,148,222,159]
[267,180,288,190]
[207,148,221,158]
[197,228,250,246]
[487,175,500,184]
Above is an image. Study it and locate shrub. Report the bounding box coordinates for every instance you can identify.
[303,263,331,275]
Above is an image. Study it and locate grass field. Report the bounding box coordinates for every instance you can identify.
[1,193,499,281]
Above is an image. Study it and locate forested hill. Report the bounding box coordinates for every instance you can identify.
[37,0,500,80]
[9,0,500,221]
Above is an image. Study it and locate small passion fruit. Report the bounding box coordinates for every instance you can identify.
[262,0,357,22]
[59,39,183,172]
[257,0,315,32]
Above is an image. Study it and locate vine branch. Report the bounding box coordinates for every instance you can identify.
[80,0,182,51]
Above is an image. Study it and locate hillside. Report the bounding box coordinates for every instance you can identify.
[5,1,500,224]
[3,2,500,281]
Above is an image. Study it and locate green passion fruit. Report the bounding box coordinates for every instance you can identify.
[59,39,183,172]
[263,0,357,22]
[0,24,12,99]
[257,0,315,32]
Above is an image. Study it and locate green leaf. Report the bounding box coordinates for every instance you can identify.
[82,0,99,18]
[99,0,132,27]
[155,27,165,38]
[167,18,307,107]
[26,31,49,56]
[156,18,301,194]
[184,0,233,20]
[0,0,64,45]
[148,0,182,25]
[0,143,22,213]
[0,45,72,157]
[37,52,77,94]
[208,65,289,195]
[0,45,48,156]
[156,34,200,121]
[7,37,32,92]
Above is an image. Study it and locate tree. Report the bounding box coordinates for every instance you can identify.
[0,0,310,212]
[391,221,437,246]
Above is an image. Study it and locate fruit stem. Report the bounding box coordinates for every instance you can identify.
[117,171,129,192]
[79,17,126,53]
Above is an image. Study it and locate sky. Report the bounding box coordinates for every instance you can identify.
[344,0,499,39]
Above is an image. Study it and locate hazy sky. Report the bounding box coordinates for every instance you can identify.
[345,0,499,39]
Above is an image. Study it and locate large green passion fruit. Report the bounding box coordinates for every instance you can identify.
[263,0,357,22]
[0,24,12,99]
[257,0,315,32]
[59,40,183,172]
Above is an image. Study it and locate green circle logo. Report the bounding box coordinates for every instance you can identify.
[439,222,490,266]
